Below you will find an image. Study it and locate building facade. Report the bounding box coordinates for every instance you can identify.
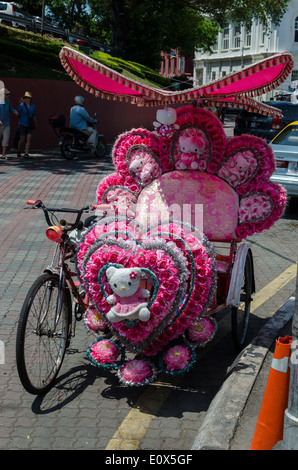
[160,49,194,86]
[194,0,298,97]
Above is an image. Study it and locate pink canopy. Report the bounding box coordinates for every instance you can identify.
[59,47,294,116]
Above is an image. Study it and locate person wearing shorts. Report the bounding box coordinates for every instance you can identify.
[17,91,36,159]
[0,88,18,159]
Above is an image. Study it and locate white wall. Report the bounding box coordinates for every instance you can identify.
[194,1,298,94]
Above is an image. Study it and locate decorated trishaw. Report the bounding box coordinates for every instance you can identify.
[60,48,292,386]
[16,49,293,392]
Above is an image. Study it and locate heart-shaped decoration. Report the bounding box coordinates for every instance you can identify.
[77,222,216,355]
[218,147,260,187]
[239,193,273,223]
[127,144,162,187]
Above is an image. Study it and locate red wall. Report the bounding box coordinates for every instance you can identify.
[2,78,158,149]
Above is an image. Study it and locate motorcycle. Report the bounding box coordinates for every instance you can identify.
[49,113,107,160]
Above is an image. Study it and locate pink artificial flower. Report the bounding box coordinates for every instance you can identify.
[121,360,152,383]
[187,317,214,342]
[85,309,108,332]
[90,340,120,364]
[163,345,190,371]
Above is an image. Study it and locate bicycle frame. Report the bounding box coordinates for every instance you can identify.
[26,199,100,337]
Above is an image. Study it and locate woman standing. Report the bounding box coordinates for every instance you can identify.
[17,91,36,158]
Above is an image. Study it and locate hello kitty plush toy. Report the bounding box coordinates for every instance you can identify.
[153,107,179,138]
[220,152,252,185]
[129,156,144,177]
[105,267,151,323]
[176,135,206,170]
[234,153,251,179]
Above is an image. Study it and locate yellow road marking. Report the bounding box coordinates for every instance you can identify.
[105,263,297,450]
[250,263,297,313]
[106,387,171,450]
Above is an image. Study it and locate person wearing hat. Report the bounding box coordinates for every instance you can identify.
[17,91,37,158]
[0,88,18,159]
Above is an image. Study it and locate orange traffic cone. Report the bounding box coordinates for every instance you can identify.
[250,335,292,450]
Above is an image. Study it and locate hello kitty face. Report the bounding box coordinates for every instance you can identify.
[179,135,205,155]
[106,267,141,298]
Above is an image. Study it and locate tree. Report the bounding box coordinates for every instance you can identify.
[87,0,290,69]
[187,0,289,29]
[18,0,43,16]
[22,0,290,69]
[88,0,221,68]
[46,0,91,33]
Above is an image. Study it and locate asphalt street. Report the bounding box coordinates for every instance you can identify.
[0,116,297,452]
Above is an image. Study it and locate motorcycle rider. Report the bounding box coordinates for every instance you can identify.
[70,96,98,151]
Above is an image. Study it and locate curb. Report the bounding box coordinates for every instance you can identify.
[191,296,295,450]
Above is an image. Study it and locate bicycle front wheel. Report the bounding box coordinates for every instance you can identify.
[16,273,72,395]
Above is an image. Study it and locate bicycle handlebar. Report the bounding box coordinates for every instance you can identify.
[26,199,103,230]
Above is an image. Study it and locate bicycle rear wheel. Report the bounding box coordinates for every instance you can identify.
[94,135,107,157]
[231,252,253,351]
[16,273,72,395]
[60,135,75,160]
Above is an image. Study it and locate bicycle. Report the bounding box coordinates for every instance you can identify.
[15,199,103,395]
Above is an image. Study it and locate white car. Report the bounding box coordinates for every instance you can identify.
[269,121,298,196]
[0,2,30,29]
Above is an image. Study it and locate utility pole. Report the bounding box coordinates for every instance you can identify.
[41,0,46,36]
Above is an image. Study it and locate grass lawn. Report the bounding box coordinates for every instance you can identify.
[0,24,174,90]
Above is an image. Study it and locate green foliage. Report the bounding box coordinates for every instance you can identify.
[187,0,289,29]
[87,0,220,68]
[0,25,70,79]
[90,50,175,88]
[46,0,92,35]
[14,0,43,16]
[16,0,290,70]
[0,24,173,88]
[86,0,289,68]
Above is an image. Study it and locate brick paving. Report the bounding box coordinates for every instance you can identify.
[0,144,297,450]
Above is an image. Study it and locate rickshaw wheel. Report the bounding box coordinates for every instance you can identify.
[231,252,253,351]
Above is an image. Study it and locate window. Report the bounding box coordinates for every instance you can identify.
[260,24,266,45]
[212,39,218,52]
[292,70,298,81]
[234,25,241,48]
[196,68,203,86]
[179,57,184,74]
[295,16,298,42]
[245,27,251,47]
[222,27,229,50]
[0,3,8,10]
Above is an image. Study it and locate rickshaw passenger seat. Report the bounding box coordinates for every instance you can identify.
[135,170,239,242]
